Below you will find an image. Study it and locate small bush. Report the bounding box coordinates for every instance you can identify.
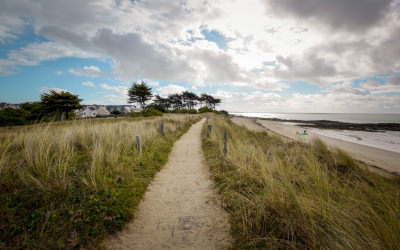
[0,108,31,126]
[142,108,163,117]
[214,110,229,116]
[130,112,141,118]
[169,109,198,114]
[111,110,122,115]
[198,107,213,113]
[146,104,167,113]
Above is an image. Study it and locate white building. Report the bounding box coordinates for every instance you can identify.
[76,106,110,118]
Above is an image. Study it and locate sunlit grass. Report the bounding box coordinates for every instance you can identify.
[0,114,200,248]
[202,115,400,249]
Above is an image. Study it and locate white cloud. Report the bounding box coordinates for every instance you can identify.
[361,80,381,89]
[100,83,128,95]
[0,42,90,75]
[56,71,63,75]
[359,78,400,94]
[82,81,94,87]
[1,0,400,112]
[137,79,159,87]
[69,65,106,77]
[156,84,187,97]
[40,86,69,93]
[327,82,370,96]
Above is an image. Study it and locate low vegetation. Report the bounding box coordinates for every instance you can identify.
[202,115,400,249]
[0,114,200,248]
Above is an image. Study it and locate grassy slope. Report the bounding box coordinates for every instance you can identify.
[202,115,400,249]
[0,114,200,249]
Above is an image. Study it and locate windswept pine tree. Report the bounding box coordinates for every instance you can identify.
[40,90,83,120]
[127,82,153,111]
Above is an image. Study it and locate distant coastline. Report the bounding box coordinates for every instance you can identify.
[230,113,400,131]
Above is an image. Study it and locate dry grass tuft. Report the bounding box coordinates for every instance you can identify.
[0,114,200,248]
[202,115,400,249]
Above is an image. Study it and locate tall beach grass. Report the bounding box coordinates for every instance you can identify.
[0,114,200,248]
[202,115,400,249]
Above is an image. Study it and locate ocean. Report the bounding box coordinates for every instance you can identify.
[231,112,400,153]
[230,113,400,124]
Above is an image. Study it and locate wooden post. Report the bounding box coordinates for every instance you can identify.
[160,122,165,136]
[207,124,213,137]
[136,135,142,157]
[178,120,181,130]
[224,132,228,156]
[206,116,209,124]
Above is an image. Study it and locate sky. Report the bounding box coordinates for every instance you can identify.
[0,0,400,113]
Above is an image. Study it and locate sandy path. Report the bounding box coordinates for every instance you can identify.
[232,117,400,175]
[104,119,231,249]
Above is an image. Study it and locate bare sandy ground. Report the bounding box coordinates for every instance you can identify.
[232,116,400,175]
[104,119,231,249]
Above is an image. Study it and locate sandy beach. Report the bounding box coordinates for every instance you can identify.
[232,116,400,175]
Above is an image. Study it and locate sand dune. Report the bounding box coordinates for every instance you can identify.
[232,116,400,175]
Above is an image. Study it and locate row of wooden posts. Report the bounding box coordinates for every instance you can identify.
[207,116,228,156]
[135,117,228,157]
[135,120,180,157]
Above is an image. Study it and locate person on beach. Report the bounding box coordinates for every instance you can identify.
[297,129,308,135]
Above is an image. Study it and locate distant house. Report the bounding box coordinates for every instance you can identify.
[76,105,110,118]
[105,105,140,114]
[0,102,21,110]
[130,107,142,113]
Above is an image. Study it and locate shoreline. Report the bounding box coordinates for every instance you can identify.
[232,115,400,131]
[230,115,400,176]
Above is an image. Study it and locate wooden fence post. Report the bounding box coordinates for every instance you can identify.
[136,135,142,157]
[224,132,228,156]
[207,124,213,137]
[178,120,181,130]
[160,122,165,136]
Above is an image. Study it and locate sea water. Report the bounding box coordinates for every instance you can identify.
[230,113,400,124]
[231,112,400,153]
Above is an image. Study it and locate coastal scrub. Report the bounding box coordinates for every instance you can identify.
[202,115,400,249]
[0,114,199,248]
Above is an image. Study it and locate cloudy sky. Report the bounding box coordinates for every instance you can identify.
[0,0,400,113]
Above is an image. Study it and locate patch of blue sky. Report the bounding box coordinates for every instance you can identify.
[284,81,321,95]
[262,61,276,67]
[0,24,48,58]
[0,57,115,103]
[352,75,387,88]
[200,29,231,50]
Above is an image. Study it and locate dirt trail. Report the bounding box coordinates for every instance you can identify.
[104,119,231,249]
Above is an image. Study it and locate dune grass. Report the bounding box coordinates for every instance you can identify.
[202,115,400,249]
[0,114,200,249]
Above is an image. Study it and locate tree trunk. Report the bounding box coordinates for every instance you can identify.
[66,111,69,120]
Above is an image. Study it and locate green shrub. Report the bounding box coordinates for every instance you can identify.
[214,110,229,116]
[142,108,163,117]
[169,109,198,114]
[146,104,167,113]
[0,108,31,126]
[111,110,122,115]
[198,107,213,113]
[130,112,141,118]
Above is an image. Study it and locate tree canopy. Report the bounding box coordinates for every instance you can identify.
[200,93,221,110]
[40,90,83,120]
[127,82,153,110]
